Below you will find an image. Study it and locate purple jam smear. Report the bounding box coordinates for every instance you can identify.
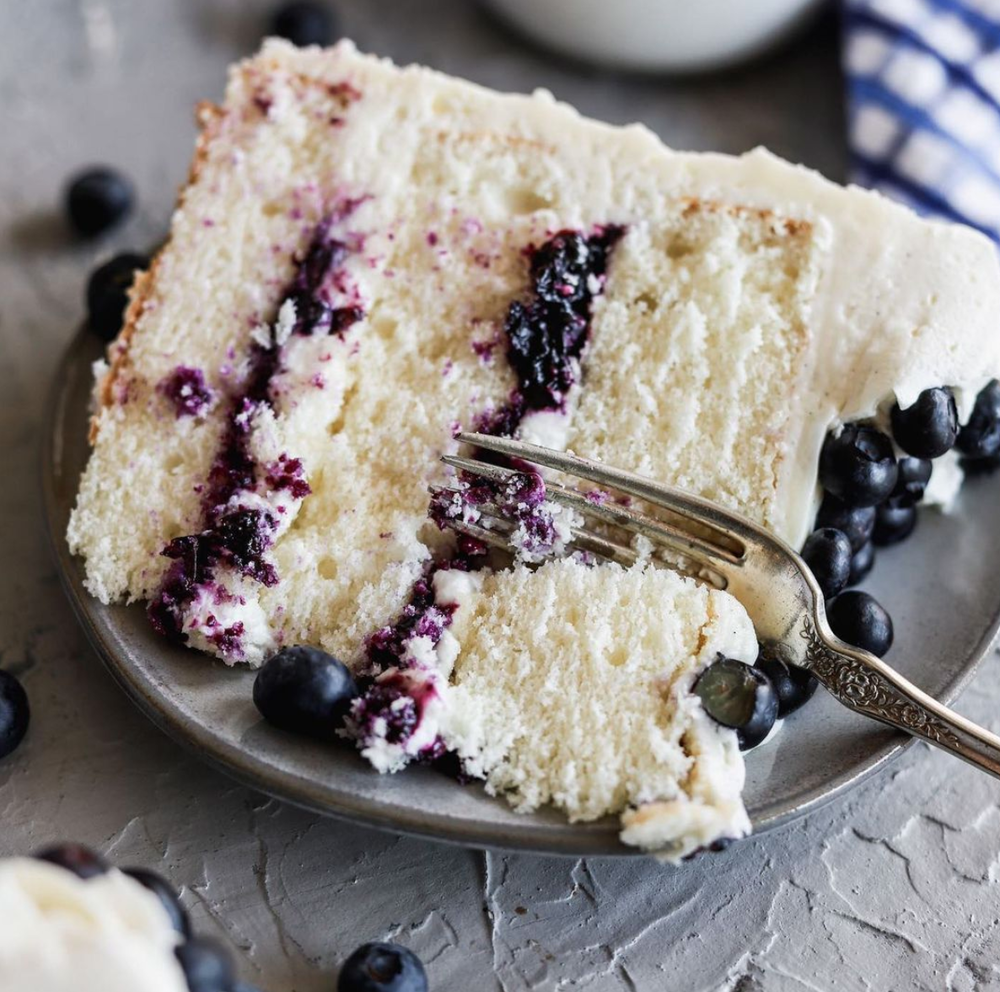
[159,366,215,418]
[148,213,366,648]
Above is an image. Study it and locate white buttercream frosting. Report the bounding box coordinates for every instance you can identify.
[0,859,187,992]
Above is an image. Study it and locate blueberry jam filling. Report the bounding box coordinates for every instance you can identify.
[159,365,215,418]
[348,227,625,770]
[148,215,364,653]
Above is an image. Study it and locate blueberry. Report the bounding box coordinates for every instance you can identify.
[814,495,875,552]
[891,387,958,459]
[962,452,1000,476]
[86,252,148,341]
[65,167,134,237]
[175,938,235,992]
[123,867,191,937]
[819,424,897,507]
[873,502,917,546]
[694,657,778,750]
[34,843,109,879]
[337,942,428,992]
[848,540,875,586]
[253,646,358,740]
[0,670,29,759]
[827,591,894,657]
[755,653,817,718]
[957,380,1000,460]
[269,1,336,46]
[801,527,852,600]
[887,457,932,508]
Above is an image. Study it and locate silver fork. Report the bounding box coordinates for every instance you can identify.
[434,431,1000,780]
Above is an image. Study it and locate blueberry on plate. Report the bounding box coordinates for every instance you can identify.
[269,1,336,46]
[123,867,190,937]
[957,379,1000,460]
[848,539,875,586]
[826,590,894,657]
[34,843,109,879]
[0,669,29,759]
[962,451,1000,476]
[175,938,235,992]
[800,527,852,600]
[694,657,778,750]
[755,653,817,718]
[86,252,149,341]
[253,646,358,740]
[814,495,875,552]
[891,387,958,459]
[819,424,897,507]
[887,457,932,508]
[65,167,134,238]
[338,942,428,992]
[873,502,917,546]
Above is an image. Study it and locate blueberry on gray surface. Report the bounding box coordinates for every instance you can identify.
[755,653,817,718]
[338,941,429,992]
[123,867,191,937]
[86,251,149,341]
[819,424,898,507]
[176,938,236,992]
[957,379,1000,460]
[34,843,109,879]
[827,590,894,657]
[65,166,134,237]
[962,451,1000,475]
[887,456,932,508]
[801,527,852,600]
[269,1,336,46]
[694,657,778,750]
[873,502,917,546]
[890,387,958,459]
[0,669,29,759]
[253,646,358,740]
[814,495,875,552]
[847,539,875,586]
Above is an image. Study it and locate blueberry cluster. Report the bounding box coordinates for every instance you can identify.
[30,844,247,992]
[805,383,1000,658]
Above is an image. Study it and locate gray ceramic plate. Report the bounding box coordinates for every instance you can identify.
[42,330,1000,856]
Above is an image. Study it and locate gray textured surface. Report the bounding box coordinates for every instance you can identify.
[3,2,1000,989]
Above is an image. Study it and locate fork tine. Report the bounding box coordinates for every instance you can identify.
[445,447,740,568]
[456,431,754,550]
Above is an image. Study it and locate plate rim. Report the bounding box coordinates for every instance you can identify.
[41,329,1000,857]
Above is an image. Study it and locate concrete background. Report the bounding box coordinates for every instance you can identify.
[3,2,999,989]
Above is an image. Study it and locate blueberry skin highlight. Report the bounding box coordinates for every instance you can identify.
[801,527,852,600]
[827,591,894,658]
[815,495,875,552]
[175,937,236,992]
[269,1,337,46]
[65,166,134,237]
[819,424,898,508]
[958,379,1000,460]
[694,657,778,750]
[0,670,29,759]
[847,540,875,586]
[891,387,958,459]
[755,654,817,718]
[253,646,358,740]
[338,941,429,992]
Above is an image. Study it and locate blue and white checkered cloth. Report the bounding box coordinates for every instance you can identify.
[844,0,1000,241]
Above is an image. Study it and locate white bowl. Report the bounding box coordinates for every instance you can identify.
[487,0,828,74]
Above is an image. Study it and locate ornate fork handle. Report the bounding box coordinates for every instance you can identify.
[800,616,1000,779]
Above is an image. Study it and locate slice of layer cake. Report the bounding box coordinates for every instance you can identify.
[67,40,1000,858]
